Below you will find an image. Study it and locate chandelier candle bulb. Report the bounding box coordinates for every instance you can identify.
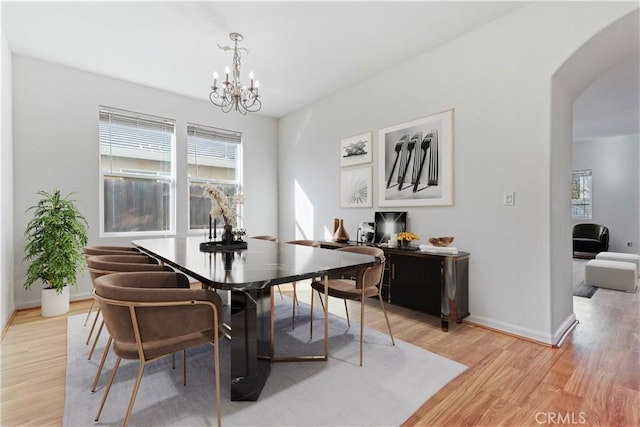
[213,72,218,88]
[249,71,254,89]
[225,66,230,83]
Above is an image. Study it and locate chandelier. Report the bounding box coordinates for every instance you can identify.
[210,32,262,115]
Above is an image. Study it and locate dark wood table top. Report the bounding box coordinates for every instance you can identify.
[133,236,380,291]
[319,240,470,259]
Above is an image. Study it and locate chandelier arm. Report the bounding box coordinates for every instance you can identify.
[246,99,262,112]
[242,93,261,109]
[221,102,235,114]
[242,99,257,110]
[209,92,225,108]
[209,91,234,109]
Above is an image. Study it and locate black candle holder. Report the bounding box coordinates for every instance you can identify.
[200,240,247,252]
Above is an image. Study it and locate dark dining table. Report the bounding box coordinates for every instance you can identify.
[132,236,380,401]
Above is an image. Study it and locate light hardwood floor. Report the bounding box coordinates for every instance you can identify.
[1,284,638,426]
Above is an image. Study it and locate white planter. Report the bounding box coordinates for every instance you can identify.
[41,286,70,317]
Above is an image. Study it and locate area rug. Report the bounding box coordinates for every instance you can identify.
[64,296,467,426]
[573,259,598,298]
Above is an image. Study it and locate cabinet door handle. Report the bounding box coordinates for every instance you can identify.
[391,263,395,280]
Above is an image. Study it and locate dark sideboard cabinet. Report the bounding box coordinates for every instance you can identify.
[320,241,470,331]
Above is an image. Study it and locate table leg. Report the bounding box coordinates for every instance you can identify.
[270,276,329,362]
[324,274,329,359]
[230,288,271,401]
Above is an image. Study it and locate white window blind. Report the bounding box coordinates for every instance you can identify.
[187,123,242,230]
[187,123,241,180]
[99,106,176,235]
[100,107,174,175]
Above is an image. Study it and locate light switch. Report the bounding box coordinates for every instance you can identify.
[503,191,515,206]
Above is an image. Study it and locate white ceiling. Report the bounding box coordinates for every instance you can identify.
[573,56,639,141]
[2,0,638,138]
[1,1,529,118]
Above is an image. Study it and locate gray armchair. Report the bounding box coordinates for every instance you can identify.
[573,223,609,257]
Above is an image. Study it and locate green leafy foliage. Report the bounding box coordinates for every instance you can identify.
[23,190,89,294]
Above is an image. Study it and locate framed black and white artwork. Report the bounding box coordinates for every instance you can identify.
[340,132,372,167]
[340,165,372,208]
[378,109,454,207]
[357,222,375,245]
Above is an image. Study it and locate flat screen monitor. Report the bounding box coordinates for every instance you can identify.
[374,211,407,244]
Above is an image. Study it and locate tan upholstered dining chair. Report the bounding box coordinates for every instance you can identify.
[85,254,165,347]
[309,246,394,366]
[86,254,172,391]
[268,239,322,360]
[93,271,223,427]
[285,240,321,329]
[82,246,147,327]
[83,245,143,257]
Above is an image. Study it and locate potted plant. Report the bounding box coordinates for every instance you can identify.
[398,232,420,248]
[23,190,89,317]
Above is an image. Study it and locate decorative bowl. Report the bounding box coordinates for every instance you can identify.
[428,236,455,247]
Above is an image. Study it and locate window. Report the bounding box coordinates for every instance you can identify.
[187,123,242,231]
[99,106,175,235]
[572,169,592,220]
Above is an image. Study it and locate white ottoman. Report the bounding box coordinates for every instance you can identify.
[595,252,640,277]
[585,259,637,292]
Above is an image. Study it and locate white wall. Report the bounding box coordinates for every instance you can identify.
[573,135,640,252]
[12,55,279,309]
[1,29,15,331]
[278,2,638,344]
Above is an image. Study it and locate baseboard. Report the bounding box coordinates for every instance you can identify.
[14,299,41,310]
[1,308,16,341]
[464,313,576,346]
[14,291,93,311]
[552,313,578,347]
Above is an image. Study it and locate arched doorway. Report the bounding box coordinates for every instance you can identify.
[549,9,639,336]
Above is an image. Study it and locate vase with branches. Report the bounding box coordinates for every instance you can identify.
[203,185,244,244]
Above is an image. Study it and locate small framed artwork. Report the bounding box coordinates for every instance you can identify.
[340,132,372,167]
[357,222,375,245]
[378,109,454,207]
[374,211,407,244]
[340,165,373,208]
